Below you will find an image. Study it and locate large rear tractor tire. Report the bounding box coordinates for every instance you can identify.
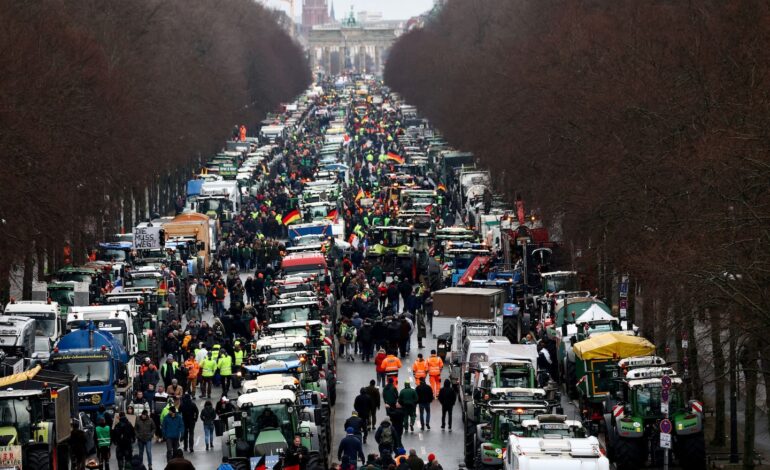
[306,453,324,470]
[611,432,646,470]
[231,459,249,470]
[503,316,518,344]
[28,448,51,470]
[675,433,706,470]
[464,424,475,468]
[565,360,577,399]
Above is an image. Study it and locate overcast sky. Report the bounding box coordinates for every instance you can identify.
[261,0,434,21]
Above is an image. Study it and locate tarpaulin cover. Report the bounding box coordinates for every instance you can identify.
[186,180,203,198]
[573,332,655,361]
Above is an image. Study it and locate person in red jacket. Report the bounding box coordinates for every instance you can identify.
[374,348,387,387]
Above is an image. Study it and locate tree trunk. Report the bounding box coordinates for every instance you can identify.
[742,335,758,470]
[22,244,33,300]
[685,309,703,398]
[710,307,726,446]
[760,341,770,457]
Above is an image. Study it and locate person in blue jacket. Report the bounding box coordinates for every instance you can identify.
[162,406,185,461]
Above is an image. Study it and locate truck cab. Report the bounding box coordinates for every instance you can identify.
[3,300,61,362]
[0,316,37,360]
[49,323,130,412]
[503,435,609,470]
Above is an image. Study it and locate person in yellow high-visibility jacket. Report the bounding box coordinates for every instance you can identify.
[200,353,217,399]
[217,352,233,396]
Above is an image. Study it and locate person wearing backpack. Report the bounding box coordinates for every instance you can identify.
[340,320,356,361]
[374,416,396,458]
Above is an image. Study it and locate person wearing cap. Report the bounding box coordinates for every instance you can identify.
[426,454,442,470]
[162,406,185,461]
[200,351,217,398]
[344,410,367,443]
[394,448,408,466]
[407,449,424,470]
[135,409,156,469]
[140,358,160,392]
[426,350,443,398]
[337,427,365,469]
[397,381,418,433]
[161,355,179,388]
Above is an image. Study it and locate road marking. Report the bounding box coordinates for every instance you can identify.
[420,446,426,456]
[418,432,423,441]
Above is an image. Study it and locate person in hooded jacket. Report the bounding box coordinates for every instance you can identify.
[374,417,396,458]
[200,400,217,451]
[179,394,199,452]
[358,321,374,362]
[397,381,418,432]
[112,412,136,470]
[135,409,156,468]
[437,379,456,431]
[364,380,381,430]
[353,388,373,434]
[415,380,433,431]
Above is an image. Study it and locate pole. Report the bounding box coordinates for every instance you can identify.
[730,329,739,463]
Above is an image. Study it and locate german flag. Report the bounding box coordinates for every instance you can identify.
[283,209,301,225]
[386,152,405,164]
[355,188,365,202]
[253,455,266,470]
[437,183,447,192]
[325,209,338,221]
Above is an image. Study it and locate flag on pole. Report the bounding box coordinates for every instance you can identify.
[386,152,405,164]
[424,204,433,214]
[437,183,447,192]
[283,209,301,225]
[325,209,338,221]
[111,277,124,294]
[355,188,364,202]
[253,455,266,470]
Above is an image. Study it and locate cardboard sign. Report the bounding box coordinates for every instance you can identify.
[133,226,162,250]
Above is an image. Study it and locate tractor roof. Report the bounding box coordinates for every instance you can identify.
[236,389,296,408]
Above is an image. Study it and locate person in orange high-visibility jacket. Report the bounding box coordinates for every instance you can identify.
[427,350,444,397]
[412,353,429,385]
[239,124,247,142]
[184,353,200,396]
[381,351,403,387]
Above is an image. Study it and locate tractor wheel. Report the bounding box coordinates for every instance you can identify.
[675,433,706,470]
[231,460,249,470]
[464,424,475,468]
[27,448,50,470]
[474,447,486,470]
[611,432,646,470]
[328,385,337,407]
[503,316,517,344]
[306,453,324,470]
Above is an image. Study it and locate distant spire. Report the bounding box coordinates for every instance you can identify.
[330,0,335,21]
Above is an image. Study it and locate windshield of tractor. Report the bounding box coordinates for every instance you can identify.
[245,405,294,443]
[542,274,578,293]
[199,199,233,214]
[0,398,35,444]
[48,288,74,307]
[58,272,93,283]
[498,367,532,388]
[271,306,315,323]
[447,251,478,270]
[635,385,683,419]
[51,358,111,385]
[131,277,160,289]
[98,249,128,262]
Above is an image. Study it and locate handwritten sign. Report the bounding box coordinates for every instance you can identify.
[133,226,162,250]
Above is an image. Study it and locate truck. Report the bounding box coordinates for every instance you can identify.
[4,300,62,362]
[33,280,90,318]
[222,389,328,470]
[67,305,138,378]
[0,316,37,360]
[0,366,81,470]
[48,322,131,412]
[162,212,212,273]
[606,356,705,470]
[503,434,610,470]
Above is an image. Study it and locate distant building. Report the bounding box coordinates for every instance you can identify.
[356,11,383,24]
[302,0,329,32]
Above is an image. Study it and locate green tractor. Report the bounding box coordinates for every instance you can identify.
[223,389,328,470]
[606,356,705,470]
[366,226,414,274]
[465,399,550,469]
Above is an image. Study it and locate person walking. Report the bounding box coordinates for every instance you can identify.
[407,449,424,470]
[165,448,195,470]
[95,417,112,470]
[353,388,373,437]
[217,349,234,395]
[200,400,217,451]
[437,379,456,431]
[381,350,402,387]
[411,354,428,386]
[200,352,217,399]
[397,380,418,433]
[162,407,185,461]
[184,353,200,396]
[338,427,365,470]
[374,417,396,459]
[374,348,387,387]
[113,411,136,470]
[415,379,433,431]
[426,350,444,398]
[180,394,199,452]
[364,380,381,430]
[135,409,156,469]
[343,411,367,444]
[383,377,399,414]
